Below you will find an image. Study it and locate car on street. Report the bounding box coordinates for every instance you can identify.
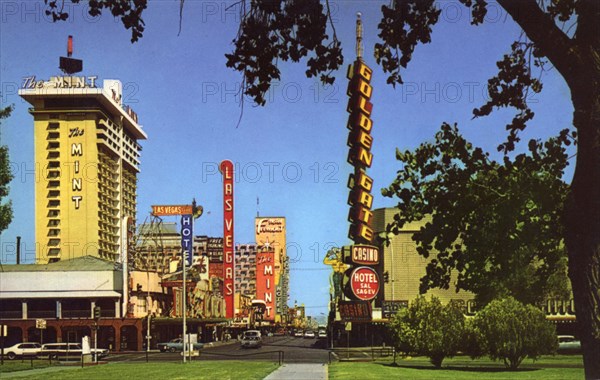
[303,331,315,339]
[2,342,41,360]
[157,338,204,352]
[240,330,262,349]
[557,335,581,353]
[274,328,286,336]
[317,330,327,339]
[294,331,304,337]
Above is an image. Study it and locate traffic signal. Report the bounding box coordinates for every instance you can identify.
[93,306,101,321]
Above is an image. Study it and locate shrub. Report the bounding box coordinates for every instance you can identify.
[474,297,557,369]
[389,296,466,368]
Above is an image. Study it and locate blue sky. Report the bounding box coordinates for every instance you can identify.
[0,1,574,318]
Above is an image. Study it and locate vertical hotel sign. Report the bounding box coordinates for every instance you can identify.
[181,215,193,267]
[343,24,381,303]
[220,160,235,319]
[346,59,375,243]
[256,250,275,320]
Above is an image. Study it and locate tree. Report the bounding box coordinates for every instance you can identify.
[375,2,600,377]
[389,296,465,368]
[473,297,557,370]
[42,0,600,376]
[43,0,342,106]
[382,123,571,307]
[0,105,14,234]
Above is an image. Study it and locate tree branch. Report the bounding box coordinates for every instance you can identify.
[497,0,579,87]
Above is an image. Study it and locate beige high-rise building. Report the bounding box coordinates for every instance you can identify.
[19,76,147,263]
[372,208,474,308]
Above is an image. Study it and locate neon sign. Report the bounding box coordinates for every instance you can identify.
[220,160,235,319]
[346,60,375,243]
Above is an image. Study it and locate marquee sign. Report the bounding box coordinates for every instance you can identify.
[220,160,235,319]
[349,266,380,301]
[338,300,372,322]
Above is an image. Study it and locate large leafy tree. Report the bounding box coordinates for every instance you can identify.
[375,2,600,377]
[43,0,600,376]
[0,105,14,234]
[382,123,571,307]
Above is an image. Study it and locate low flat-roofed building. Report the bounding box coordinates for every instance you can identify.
[0,256,142,350]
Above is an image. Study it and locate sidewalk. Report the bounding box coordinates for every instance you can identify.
[263,363,328,380]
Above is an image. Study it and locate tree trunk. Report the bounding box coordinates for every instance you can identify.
[565,85,600,380]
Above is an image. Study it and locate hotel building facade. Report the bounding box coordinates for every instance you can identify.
[19,76,147,263]
[255,217,290,324]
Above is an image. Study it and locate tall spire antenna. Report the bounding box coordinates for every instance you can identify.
[67,35,73,57]
[356,12,363,60]
[59,35,82,74]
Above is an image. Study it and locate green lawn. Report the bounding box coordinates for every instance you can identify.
[3,361,279,380]
[0,359,58,373]
[329,355,584,380]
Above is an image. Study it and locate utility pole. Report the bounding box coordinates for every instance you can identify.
[93,306,101,363]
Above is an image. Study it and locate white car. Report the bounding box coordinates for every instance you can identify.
[2,342,41,360]
[557,335,581,353]
[40,343,109,360]
[240,330,262,349]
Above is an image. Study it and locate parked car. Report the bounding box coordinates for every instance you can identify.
[2,342,41,360]
[91,346,109,359]
[557,335,581,354]
[157,338,203,353]
[39,343,82,360]
[304,331,316,339]
[317,330,327,339]
[294,331,304,337]
[240,330,262,349]
[39,343,108,360]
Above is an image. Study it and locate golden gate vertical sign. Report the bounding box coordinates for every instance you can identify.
[346,59,375,244]
[220,160,235,319]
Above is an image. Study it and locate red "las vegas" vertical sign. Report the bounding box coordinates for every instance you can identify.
[220,160,235,319]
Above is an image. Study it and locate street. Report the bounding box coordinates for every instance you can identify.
[105,336,329,364]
